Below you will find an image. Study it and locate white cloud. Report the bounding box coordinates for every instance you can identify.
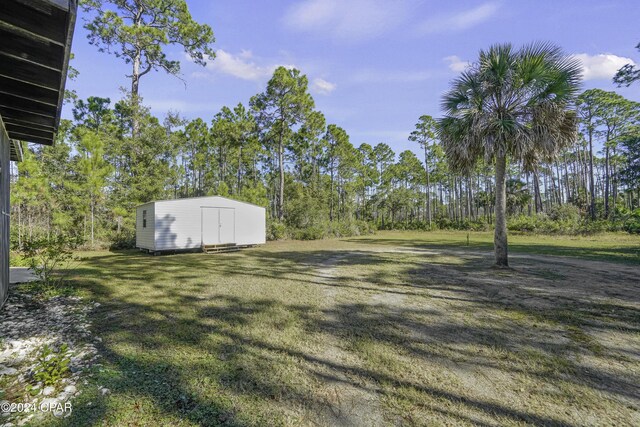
[571,53,635,80]
[443,56,470,72]
[193,49,334,94]
[417,2,500,35]
[204,49,294,81]
[311,78,337,94]
[283,0,413,42]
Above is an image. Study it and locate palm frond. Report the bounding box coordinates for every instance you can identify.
[439,42,582,172]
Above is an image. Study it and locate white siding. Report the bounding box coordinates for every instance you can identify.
[135,203,155,250]
[149,196,266,251]
[199,197,266,246]
[154,199,202,250]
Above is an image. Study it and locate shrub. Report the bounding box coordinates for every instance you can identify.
[109,229,136,250]
[269,219,376,241]
[624,209,640,234]
[30,344,71,388]
[20,234,82,288]
[547,204,581,222]
[292,226,325,240]
[267,221,288,241]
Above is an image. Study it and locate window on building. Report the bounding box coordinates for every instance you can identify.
[142,210,147,228]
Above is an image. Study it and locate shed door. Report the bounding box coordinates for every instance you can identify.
[218,208,235,244]
[201,207,235,245]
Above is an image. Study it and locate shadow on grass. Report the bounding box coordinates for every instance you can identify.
[48,245,640,426]
[343,236,640,264]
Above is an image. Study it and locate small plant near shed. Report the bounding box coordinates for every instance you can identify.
[20,235,82,289]
[29,344,71,390]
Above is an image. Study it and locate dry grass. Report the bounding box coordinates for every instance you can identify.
[38,231,639,426]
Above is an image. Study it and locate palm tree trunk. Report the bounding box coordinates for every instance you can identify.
[494,154,508,267]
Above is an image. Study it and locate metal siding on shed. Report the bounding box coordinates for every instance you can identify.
[198,197,265,246]
[135,203,155,250]
[154,199,203,250]
[149,196,265,251]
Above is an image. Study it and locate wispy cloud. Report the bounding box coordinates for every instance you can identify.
[417,2,500,35]
[145,99,221,114]
[193,49,336,95]
[199,49,295,81]
[311,78,337,95]
[571,53,635,81]
[283,0,413,42]
[443,56,470,72]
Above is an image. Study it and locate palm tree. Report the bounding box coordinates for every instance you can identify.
[439,43,581,267]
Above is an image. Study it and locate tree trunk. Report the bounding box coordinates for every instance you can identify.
[424,144,431,227]
[131,49,141,138]
[494,154,508,267]
[237,145,243,194]
[91,198,95,248]
[329,161,335,221]
[588,129,596,220]
[277,133,285,221]
[604,145,610,218]
[612,146,618,214]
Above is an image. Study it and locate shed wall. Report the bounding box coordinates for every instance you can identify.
[152,197,266,251]
[135,203,155,250]
[154,200,201,250]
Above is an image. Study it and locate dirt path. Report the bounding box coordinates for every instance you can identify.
[298,243,640,425]
[312,254,385,427]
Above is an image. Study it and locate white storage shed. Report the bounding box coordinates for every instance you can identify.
[136,196,266,253]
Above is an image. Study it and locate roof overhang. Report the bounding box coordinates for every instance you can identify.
[9,140,23,162]
[0,0,77,146]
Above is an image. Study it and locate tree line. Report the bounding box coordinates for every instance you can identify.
[9,64,640,248]
[8,0,640,250]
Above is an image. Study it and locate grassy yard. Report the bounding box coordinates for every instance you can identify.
[42,231,639,426]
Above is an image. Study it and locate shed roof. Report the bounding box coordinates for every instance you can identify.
[0,0,77,147]
[136,196,266,210]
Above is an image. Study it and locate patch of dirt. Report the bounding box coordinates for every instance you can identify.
[313,254,385,426]
[324,245,640,425]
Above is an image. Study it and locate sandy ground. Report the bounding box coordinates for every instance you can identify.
[298,242,639,426]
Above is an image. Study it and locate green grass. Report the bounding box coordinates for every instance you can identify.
[34,231,639,426]
[346,230,640,264]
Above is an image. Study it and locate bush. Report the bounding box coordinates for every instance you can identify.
[20,234,82,288]
[267,221,288,241]
[267,219,376,241]
[547,204,581,222]
[434,218,490,231]
[109,229,136,250]
[508,211,626,235]
[292,225,325,240]
[624,209,640,234]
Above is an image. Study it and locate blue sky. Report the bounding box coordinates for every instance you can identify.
[68,0,640,155]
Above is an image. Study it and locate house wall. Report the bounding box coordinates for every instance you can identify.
[0,119,10,309]
[135,202,155,251]
[151,196,266,251]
